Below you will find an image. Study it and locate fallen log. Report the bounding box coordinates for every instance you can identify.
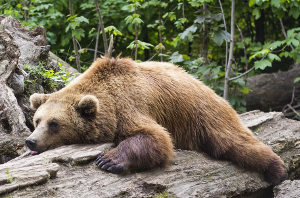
[1,111,299,197]
[246,64,300,112]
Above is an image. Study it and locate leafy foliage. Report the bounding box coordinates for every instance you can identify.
[24,62,77,95]
[1,0,300,111]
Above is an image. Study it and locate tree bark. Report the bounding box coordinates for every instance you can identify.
[0,16,78,164]
[223,0,235,100]
[254,10,265,44]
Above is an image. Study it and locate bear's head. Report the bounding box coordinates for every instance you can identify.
[25,93,100,153]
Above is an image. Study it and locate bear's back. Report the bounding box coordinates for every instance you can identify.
[135,61,231,150]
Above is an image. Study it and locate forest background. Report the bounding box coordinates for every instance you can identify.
[1,0,300,112]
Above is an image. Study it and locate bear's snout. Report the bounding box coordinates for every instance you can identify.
[25,138,37,150]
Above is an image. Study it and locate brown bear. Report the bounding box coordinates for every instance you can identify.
[27,57,287,185]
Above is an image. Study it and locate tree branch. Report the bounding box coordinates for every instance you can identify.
[287,104,300,118]
[279,18,287,38]
[94,0,108,56]
[94,23,101,61]
[236,24,248,71]
[158,0,163,62]
[202,3,209,63]
[279,18,294,51]
[134,5,138,60]
[223,0,235,100]
[229,66,254,81]
[147,52,158,61]
[218,0,228,68]
[107,34,114,58]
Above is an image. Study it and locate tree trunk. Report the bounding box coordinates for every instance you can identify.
[202,3,209,63]
[0,16,78,164]
[255,10,265,43]
[246,64,300,112]
[223,0,235,100]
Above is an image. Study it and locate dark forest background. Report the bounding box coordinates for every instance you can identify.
[1,0,300,112]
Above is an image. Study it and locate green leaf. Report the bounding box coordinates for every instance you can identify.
[105,26,122,36]
[270,0,281,8]
[240,87,250,94]
[126,40,153,50]
[268,40,285,50]
[194,16,205,24]
[137,40,153,50]
[294,77,300,83]
[290,39,299,47]
[268,53,281,61]
[162,13,168,19]
[213,30,231,46]
[287,29,295,38]
[132,17,143,25]
[249,49,270,61]
[76,16,89,24]
[154,43,165,51]
[249,0,255,7]
[125,15,133,24]
[132,14,140,18]
[67,15,77,22]
[121,4,134,12]
[252,8,261,20]
[168,12,176,21]
[89,28,96,35]
[180,25,197,40]
[72,28,85,40]
[169,52,184,63]
[182,54,190,60]
[254,59,272,70]
[157,25,165,31]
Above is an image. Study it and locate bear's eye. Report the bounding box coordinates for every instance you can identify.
[35,119,41,126]
[48,120,59,132]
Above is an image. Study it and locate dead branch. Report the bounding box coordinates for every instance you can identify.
[94,0,108,56]
[279,18,294,51]
[107,34,114,58]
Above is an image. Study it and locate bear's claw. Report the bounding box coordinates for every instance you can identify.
[95,153,126,174]
[96,153,104,161]
[97,158,111,167]
[107,165,124,174]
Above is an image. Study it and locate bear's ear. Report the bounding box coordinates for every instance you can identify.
[77,95,99,118]
[30,93,50,110]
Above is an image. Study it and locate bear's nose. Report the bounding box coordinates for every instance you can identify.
[25,139,37,150]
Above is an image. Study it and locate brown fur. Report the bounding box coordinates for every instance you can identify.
[28,57,287,185]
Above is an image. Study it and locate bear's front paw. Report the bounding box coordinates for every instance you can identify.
[95,150,129,174]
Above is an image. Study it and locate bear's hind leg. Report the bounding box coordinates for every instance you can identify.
[223,136,288,185]
[96,122,174,174]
